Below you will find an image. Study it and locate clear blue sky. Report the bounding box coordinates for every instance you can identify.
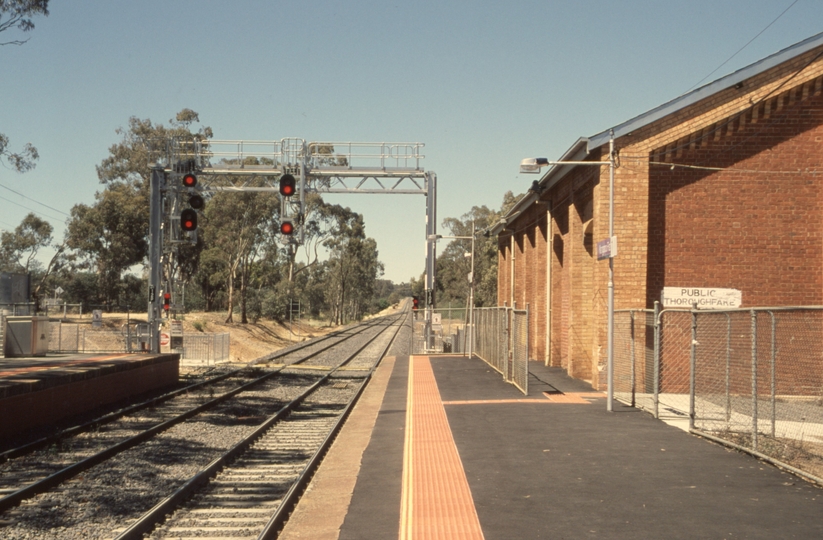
[2,0,822,283]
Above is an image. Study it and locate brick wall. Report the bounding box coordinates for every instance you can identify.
[497,45,823,390]
[647,81,823,307]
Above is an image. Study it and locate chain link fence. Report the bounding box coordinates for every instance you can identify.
[47,321,231,364]
[615,305,823,483]
[411,307,467,354]
[409,304,531,395]
[473,307,507,375]
[49,323,140,353]
[472,305,529,395]
[181,333,231,364]
[613,309,656,410]
[510,308,529,394]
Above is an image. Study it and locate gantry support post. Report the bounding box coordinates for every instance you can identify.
[425,171,437,350]
[148,166,164,354]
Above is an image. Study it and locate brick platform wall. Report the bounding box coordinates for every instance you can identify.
[0,356,179,439]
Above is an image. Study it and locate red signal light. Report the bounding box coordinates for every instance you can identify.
[412,296,419,310]
[163,292,171,311]
[181,209,198,231]
[280,220,295,235]
[182,174,197,188]
[279,174,296,197]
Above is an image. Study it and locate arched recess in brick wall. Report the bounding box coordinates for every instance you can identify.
[569,187,595,380]
[551,204,569,370]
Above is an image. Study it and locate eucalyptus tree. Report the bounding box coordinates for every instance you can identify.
[0,212,52,272]
[65,110,212,304]
[0,0,49,172]
[324,210,384,324]
[200,179,279,323]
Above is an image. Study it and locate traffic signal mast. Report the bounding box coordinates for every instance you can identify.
[279,173,298,239]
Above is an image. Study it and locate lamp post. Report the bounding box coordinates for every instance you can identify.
[428,221,477,357]
[520,130,616,411]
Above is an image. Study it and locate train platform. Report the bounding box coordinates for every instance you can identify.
[0,352,179,440]
[281,354,823,540]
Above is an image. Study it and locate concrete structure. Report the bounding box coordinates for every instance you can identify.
[0,353,179,439]
[492,32,823,389]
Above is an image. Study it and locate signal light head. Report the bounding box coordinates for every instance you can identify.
[279,174,296,197]
[188,194,204,210]
[163,292,171,311]
[181,209,198,231]
[182,174,197,188]
[280,220,295,235]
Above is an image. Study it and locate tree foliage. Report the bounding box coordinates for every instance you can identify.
[200,178,279,323]
[0,0,48,172]
[323,210,384,324]
[0,0,49,45]
[0,212,52,272]
[65,110,212,304]
[13,109,391,323]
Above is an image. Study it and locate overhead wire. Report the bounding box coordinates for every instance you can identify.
[0,181,70,217]
[685,0,800,93]
[619,46,823,162]
[0,193,67,223]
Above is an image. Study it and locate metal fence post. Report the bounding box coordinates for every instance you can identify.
[770,311,776,439]
[751,310,758,452]
[653,301,660,419]
[725,313,731,423]
[629,310,637,407]
[689,310,697,430]
[525,303,530,395]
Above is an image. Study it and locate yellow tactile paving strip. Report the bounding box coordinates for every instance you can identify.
[400,356,485,540]
[443,392,605,406]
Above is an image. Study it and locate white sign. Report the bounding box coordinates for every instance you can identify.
[170,320,183,337]
[596,236,618,261]
[432,313,442,325]
[661,287,742,309]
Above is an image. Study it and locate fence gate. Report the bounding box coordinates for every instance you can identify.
[510,307,529,394]
[471,305,529,395]
[614,304,823,484]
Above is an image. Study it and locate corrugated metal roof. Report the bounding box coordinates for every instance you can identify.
[587,31,823,151]
[490,32,823,237]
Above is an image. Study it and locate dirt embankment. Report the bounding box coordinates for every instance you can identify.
[72,303,402,363]
[64,311,338,363]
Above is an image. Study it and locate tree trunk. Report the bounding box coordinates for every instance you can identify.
[240,257,248,324]
[225,270,234,323]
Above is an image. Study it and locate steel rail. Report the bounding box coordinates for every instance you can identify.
[0,319,374,464]
[0,318,387,512]
[258,310,405,539]
[114,313,404,540]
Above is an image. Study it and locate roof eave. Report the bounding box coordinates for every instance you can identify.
[489,137,590,236]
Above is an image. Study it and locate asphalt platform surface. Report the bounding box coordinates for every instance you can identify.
[340,355,823,539]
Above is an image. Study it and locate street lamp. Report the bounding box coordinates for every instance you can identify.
[427,221,477,357]
[520,130,617,411]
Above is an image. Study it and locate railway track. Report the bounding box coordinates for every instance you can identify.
[0,309,410,539]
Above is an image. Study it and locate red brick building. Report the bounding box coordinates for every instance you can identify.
[491,33,823,389]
